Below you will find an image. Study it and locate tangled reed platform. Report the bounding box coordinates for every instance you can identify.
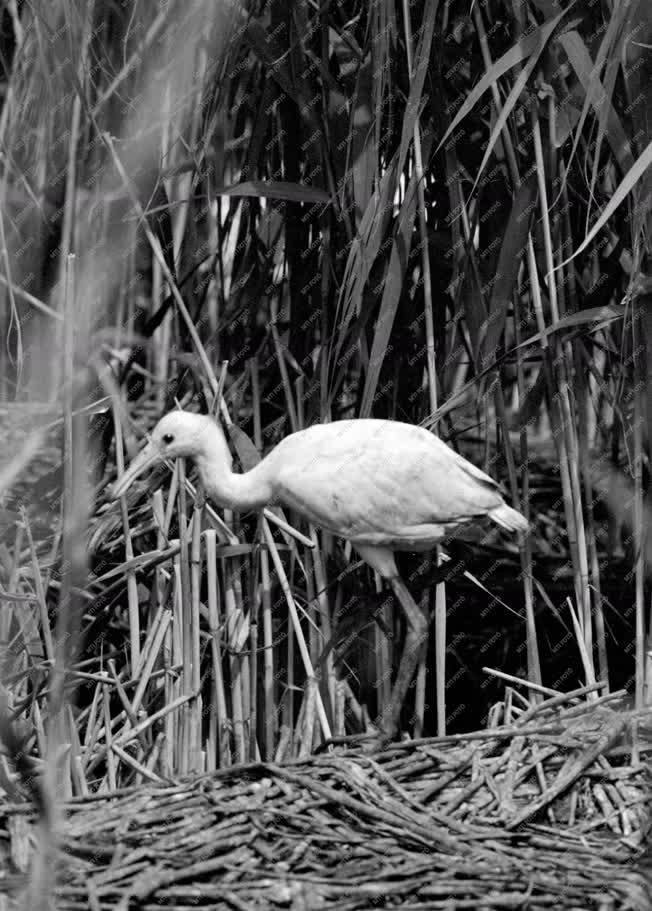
[1,689,651,910]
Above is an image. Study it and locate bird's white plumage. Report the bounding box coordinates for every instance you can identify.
[266,420,505,549]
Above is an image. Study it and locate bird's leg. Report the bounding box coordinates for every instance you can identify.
[377,575,429,740]
[195,479,207,510]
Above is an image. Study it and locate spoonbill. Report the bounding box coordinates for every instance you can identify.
[111,412,527,737]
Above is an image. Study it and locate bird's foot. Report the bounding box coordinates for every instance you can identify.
[314,730,380,754]
[369,727,396,753]
[314,717,403,755]
[359,720,417,754]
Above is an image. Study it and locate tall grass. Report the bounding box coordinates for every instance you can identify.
[0,0,649,818]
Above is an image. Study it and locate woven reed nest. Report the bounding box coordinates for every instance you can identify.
[1,694,650,910]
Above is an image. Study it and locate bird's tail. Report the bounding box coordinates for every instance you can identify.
[489,502,529,533]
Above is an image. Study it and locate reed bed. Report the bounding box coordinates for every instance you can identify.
[0,0,652,906]
[1,396,640,795]
[0,687,650,910]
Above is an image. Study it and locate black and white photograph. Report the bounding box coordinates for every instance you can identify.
[0,0,650,907]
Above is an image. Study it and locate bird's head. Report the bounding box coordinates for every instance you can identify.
[111,411,222,499]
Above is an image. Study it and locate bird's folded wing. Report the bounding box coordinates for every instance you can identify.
[272,423,502,540]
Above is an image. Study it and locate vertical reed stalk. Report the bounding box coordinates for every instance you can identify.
[400,0,444,736]
[495,385,541,688]
[102,677,117,792]
[164,618,175,777]
[532,111,592,670]
[310,527,336,720]
[633,305,645,730]
[176,460,193,773]
[560,168,608,688]
[262,519,332,741]
[205,530,231,767]
[223,544,245,764]
[190,505,203,770]
[113,412,141,670]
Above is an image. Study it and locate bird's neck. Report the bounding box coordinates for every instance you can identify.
[195,430,273,512]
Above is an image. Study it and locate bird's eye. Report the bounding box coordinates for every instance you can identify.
[162,433,174,445]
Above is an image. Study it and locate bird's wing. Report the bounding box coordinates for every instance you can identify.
[271,421,503,540]
[444,441,502,491]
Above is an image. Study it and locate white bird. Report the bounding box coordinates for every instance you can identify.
[112,412,528,737]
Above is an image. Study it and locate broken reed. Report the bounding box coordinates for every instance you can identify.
[0,0,649,795]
